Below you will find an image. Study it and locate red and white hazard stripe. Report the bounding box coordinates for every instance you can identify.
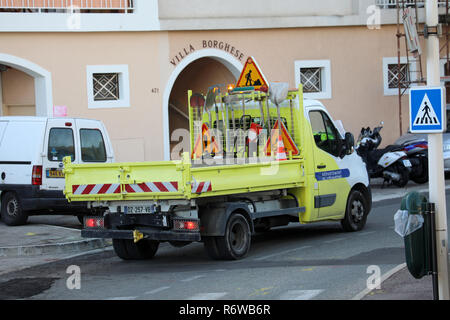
[191,181,212,193]
[72,184,121,195]
[124,182,179,193]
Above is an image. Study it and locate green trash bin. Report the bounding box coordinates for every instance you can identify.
[399,192,432,279]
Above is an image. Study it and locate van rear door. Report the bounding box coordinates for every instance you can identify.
[42,119,77,191]
[76,119,111,164]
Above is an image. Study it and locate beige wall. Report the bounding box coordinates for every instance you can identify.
[0,32,167,162]
[166,26,410,145]
[0,25,428,161]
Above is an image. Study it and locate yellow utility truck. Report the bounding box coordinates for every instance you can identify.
[63,59,371,260]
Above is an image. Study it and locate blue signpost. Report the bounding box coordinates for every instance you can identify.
[409,87,445,133]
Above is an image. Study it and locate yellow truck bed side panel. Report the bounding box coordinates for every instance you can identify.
[63,156,305,202]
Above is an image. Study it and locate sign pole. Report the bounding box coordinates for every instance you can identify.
[426,0,450,300]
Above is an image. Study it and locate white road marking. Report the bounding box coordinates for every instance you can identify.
[145,286,171,295]
[181,275,206,282]
[279,289,324,300]
[187,292,228,300]
[253,246,312,261]
[323,237,346,244]
[357,231,377,236]
[106,296,137,300]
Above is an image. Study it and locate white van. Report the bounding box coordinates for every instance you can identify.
[0,117,114,226]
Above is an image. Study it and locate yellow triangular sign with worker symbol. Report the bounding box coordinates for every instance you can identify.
[264,120,300,157]
[236,57,269,90]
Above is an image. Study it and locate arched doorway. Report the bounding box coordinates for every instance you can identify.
[0,53,53,117]
[163,49,242,160]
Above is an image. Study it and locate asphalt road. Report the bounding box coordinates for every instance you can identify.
[4,191,449,301]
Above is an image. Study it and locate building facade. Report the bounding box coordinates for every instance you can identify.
[0,0,449,162]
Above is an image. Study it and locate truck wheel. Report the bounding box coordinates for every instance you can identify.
[341,190,368,232]
[112,239,159,260]
[0,192,28,226]
[212,213,252,260]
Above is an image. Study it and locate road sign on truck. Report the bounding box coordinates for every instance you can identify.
[64,59,371,261]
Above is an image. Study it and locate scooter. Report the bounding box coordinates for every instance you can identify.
[356,123,412,187]
[400,140,428,184]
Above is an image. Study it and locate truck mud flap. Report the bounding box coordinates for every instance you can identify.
[81,229,201,242]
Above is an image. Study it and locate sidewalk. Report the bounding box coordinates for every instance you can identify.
[0,178,449,299]
[0,218,110,276]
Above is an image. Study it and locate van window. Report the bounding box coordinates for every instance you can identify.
[309,110,342,157]
[48,128,75,162]
[80,129,107,162]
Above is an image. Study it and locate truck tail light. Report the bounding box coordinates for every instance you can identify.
[173,219,199,232]
[32,166,43,185]
[84,217,104,229]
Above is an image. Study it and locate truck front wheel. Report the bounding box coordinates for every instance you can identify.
[341,190,368,232]
[204,213,251,260]
[112,239,159,260]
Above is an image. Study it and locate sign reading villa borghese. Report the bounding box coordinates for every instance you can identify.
[170,40,246,66]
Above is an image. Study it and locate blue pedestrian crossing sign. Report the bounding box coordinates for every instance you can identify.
[409,86,446,133]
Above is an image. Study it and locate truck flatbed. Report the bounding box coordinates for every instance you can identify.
[64,154,306,202]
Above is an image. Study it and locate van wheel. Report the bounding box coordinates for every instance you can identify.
[112,239,159,260]
[341,190,368,232]
[1,192,28,226]
[204,213,251,260]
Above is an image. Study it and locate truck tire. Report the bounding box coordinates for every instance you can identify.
[1,192,28,226]
[112,239,159,260]
[205,213,251,260]
[341,190,368,232]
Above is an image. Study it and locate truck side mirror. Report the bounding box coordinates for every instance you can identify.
[344,132,355,156]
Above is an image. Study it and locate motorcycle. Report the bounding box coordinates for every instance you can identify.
[356,123,412,187]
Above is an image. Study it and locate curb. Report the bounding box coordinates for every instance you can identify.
[372,184,450,204]
[352,263,407,300]
[0,238,111,258]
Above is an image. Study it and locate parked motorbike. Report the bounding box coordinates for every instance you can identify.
[356,123,412,187]
[400,140,428,184]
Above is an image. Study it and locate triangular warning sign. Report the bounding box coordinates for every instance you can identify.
[413,93,441,126]
[264,120,299,156]
[236,57,268,90]
[191,123,221,159]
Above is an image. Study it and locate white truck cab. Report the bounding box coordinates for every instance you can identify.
[0,117,114,225]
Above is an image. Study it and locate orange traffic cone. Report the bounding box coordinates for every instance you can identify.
[275,133,287,161]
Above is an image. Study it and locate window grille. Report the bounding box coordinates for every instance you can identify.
[387,63,409,89]
[93,73,120,101]
[300,67,322,93]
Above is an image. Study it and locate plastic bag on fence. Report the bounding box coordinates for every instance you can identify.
[394,209,424,238]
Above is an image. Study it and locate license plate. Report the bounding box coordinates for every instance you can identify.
[403,159,412,168]
[46,169,64,178]
[124,205,156,214]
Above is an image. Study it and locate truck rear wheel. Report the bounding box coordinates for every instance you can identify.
[204,213,251,260]
[341,190,368,232]
[112,239,159,260]
[1,192,28,226]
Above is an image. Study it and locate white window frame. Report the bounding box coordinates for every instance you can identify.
[87,65,130,109]
[383,56,418,96]
[294,60,332,100]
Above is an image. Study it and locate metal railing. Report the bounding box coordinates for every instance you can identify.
[0,0,134,13]
[375,0,448,8]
